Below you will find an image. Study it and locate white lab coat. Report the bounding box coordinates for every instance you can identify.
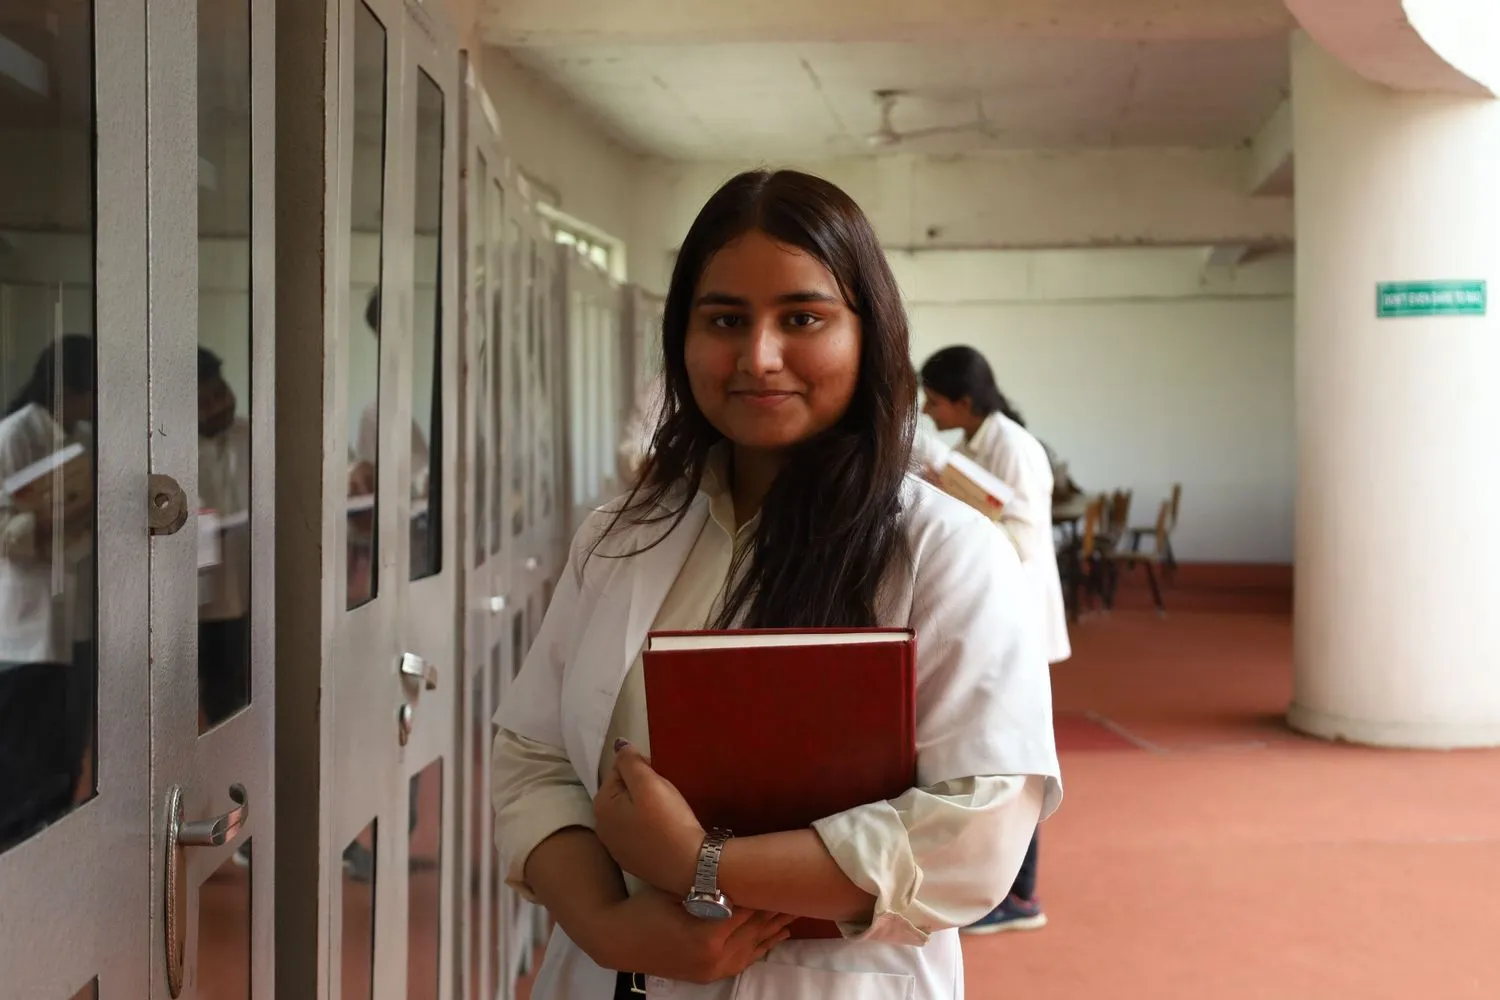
[0,403,93,666]
[495,474,1061,1000]
[957,413,1071,664]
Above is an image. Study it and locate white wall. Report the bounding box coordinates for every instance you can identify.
[897,248,1295,564]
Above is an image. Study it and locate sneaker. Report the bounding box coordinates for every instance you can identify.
[961,894,1048,935]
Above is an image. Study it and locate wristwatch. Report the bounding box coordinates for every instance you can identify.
[682,829,734,921]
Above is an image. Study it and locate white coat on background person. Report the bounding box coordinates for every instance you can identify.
[917,352,1071,666]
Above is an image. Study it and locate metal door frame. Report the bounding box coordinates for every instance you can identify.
[0,1,152,993]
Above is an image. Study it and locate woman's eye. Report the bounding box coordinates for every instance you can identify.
[786,312,820,329]
[709,314,743,330]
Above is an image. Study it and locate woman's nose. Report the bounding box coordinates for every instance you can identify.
[737,324,784,375]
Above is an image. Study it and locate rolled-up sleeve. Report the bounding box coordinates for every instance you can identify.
[491,728,596,902]
[811,774,1044,945]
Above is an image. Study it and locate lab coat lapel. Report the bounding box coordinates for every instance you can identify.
[575,494,710,793]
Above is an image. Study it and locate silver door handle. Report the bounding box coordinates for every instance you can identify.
[398,703,414,746]
[164,783,250,997]
[400,652,439,690]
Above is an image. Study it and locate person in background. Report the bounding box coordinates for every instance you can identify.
[197,348,252,729]
[492,170,1060,1000]
[0,335,95,847]
[616,370,666,484]
[918,344,1070,935]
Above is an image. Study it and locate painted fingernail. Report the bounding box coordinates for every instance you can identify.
[614,738,630,752]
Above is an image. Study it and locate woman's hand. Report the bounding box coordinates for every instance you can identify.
[594,740,704,895]
[595,887,796,985]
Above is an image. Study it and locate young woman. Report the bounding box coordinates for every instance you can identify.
[493,171,1061,999]
[0,335,96,847]
[918,345,1070,935]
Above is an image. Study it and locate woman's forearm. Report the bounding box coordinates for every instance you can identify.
[523,827,631,966]
[715,829,875,924]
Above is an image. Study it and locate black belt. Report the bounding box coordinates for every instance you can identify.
[613,971,646,998]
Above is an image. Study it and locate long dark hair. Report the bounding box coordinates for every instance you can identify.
[919,345,1026,427]
[7,335,95,417]
[592,169,916,629]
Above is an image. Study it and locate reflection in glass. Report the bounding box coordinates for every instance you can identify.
[487,181,505,557]
[511,613,525,681]
[341,821,378,1000]
[410,72,444,582]
[408,758,443,1000]
[197,0,254,733]
[69,979,98,1000]
[508,221,525,539]
[470,158,489,567]
[200,837,252,1000]
[345,1,388,610]
[0,4,98,855]
[467,666,487,1000]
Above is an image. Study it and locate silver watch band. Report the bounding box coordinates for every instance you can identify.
[692,829,733,895]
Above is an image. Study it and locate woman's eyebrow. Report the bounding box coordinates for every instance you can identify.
[694,290,840,307]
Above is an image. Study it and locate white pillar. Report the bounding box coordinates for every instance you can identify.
[1290,32,1500,749]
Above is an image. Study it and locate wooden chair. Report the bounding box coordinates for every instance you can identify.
[1109,499,1170,616]
[1059,496,1107,620]
[1127,483,1179,580]
[1097,488,1132,554]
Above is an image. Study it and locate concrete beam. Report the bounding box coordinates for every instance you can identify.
[1285,0,1495,97]
[629,148,1295,293]
[1248,99,1294,197]
[481,0,1293,47]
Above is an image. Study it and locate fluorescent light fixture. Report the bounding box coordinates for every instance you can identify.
[0,32,48,99]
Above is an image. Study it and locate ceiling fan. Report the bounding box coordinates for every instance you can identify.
[863,89,1002,149]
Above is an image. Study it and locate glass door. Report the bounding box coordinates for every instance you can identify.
[146,0,276,995]
[327,0,462,998]
[0,1,152,995]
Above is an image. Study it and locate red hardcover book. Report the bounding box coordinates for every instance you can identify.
[643,627,917,939]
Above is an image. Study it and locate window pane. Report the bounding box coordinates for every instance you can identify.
[342,820,378,1000]
[0,0,98,854]
[409,70,443,581]
[345,1,388,610]
[407,758,443,999]
[197,0,254,733]
[487,183,505,555]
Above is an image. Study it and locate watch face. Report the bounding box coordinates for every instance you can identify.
[683,895,732,921]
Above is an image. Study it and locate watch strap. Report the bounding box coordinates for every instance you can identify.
[691,829,733,896]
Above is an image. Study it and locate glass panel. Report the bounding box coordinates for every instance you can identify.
[487,646,503,989]
[407,758,443,999]
[200,837,253,1000]
[487,183,505,555]
[409,71,443,581]
[510,612,524,681]
[196,0,253,734]
[0,1,98,854]
[341,820,378,1000]
[345,2,389,610]
[507,220,525,539]
[467,664,488,1000]
[68,979,98,1000]
[470,155,489,568]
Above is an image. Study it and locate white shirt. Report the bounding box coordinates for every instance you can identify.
[958,413,1072,664]
[493,460,1062,1000]
[0,403,93,664]
[199,418,252,622]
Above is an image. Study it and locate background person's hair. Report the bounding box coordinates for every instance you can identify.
[592,169,917,629]
[198,346,225,383]
[919,345,1026,428]
[7,334,95,417]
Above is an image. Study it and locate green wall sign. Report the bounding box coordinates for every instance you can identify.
[1376,280,1487,318]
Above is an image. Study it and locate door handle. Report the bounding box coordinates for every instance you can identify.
[164,783,249,997]
[399,651,439,691]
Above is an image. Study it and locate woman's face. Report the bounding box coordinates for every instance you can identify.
[685,229,861,455]
[921,389,969,432]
